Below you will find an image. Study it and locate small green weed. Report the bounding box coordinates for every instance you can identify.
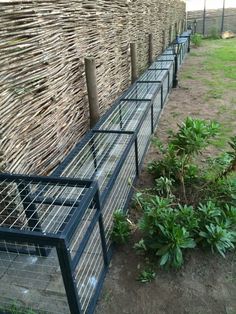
[137,268,156,283]
[111,211,132,244]
[191,33,202,47]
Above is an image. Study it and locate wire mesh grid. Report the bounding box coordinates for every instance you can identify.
[137,107,152,164]
[57,132,133,195]
[149,60,174,71]
[152,88,162,127]
[0,244,70,314]
[123,82,161,101]
[97,100,150,133]
[73,223,105,313]
[0,177,87,235]
[0,30,190,314]
[101,143,136,245]
[138,69,168,82]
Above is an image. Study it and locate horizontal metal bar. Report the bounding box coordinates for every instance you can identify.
[0,226,61,245]
[30,194,83,207]
[155,60,174,62]
[0,172,92,188]
[149,67,169,71]
[137,80,162,83]
[120,98,152,102]
[92,129,134,135]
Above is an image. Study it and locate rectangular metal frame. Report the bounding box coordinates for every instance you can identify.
[0,30,190,314]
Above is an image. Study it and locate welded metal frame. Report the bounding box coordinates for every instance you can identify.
[0,31,190,314]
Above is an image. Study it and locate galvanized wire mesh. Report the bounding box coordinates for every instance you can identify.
[0,245,70,314]
[0,28,191,313]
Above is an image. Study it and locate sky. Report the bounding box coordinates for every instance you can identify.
[186,0,236,11]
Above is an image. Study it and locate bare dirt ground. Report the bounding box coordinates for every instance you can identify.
[96,39,236,314]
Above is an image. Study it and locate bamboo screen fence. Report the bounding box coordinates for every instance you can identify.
[0,0,186,176]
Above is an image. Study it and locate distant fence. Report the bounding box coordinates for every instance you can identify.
[0,33,190,314]
[187,8,236,35]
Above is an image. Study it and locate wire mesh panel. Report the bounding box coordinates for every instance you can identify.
[0,174,97,314]
[0,176,88,237]
[153,89,162,128]
[149,61,174,91]
[96,100,150,133]
[123,82,161,101]
[101,143,136,246]
[0,244,70,314]
[54,132,134,199]
[136,107,152,165]
[73,222,105,314]
[0,30,190,314]
[149,60,174,72]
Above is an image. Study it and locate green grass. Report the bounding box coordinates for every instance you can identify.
[0,304,41,314]
[211,123,233,150]
[203,39,236,90]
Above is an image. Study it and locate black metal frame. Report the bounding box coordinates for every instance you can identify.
[0,31,190,314]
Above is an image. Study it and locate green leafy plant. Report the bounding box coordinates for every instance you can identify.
[149,117,219,202]
[111,211,132,244]
[155,177,175,198]
[136,195,196,268]
[191,33,202,47]
[137,268,156,283]
[199,223,236,257]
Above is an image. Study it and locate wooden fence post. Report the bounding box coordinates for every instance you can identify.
[162,30,166,52]
[148,34,153,64]
[85,57,100,129]
[130,43,137,83]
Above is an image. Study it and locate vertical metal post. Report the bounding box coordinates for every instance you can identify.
[187,35,191,53]
[134,138,139,176]
[151,103,154,134]
[203,0,206,36]
[221,0,226,33]
[148,34,153,65]
[130,43,137,83]
[18,182,47,256]
[175,22,178,37]
[85,57,100,129]
[167,72,170,93]
[161,85,164,108]
[162,30,166,52]
[119,103,123,129]
[90,137,98,170]
[173,53,178,88]
[194,19,197,34]
[57,241,82,314]
[95,191,109,266]
[169,26,172,45]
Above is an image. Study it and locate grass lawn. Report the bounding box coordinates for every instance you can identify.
[96,38,236,314]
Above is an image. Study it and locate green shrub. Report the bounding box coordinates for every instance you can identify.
[111,211,131,244]
[148,117,219,202]
[133,121,236,269]
[191,33,202,47]
[135,194,236,268]
[136,195,196,268]
[207,28,221,40]
[137,268,156,283]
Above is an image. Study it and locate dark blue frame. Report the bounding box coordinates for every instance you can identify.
[0,30,190,314]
